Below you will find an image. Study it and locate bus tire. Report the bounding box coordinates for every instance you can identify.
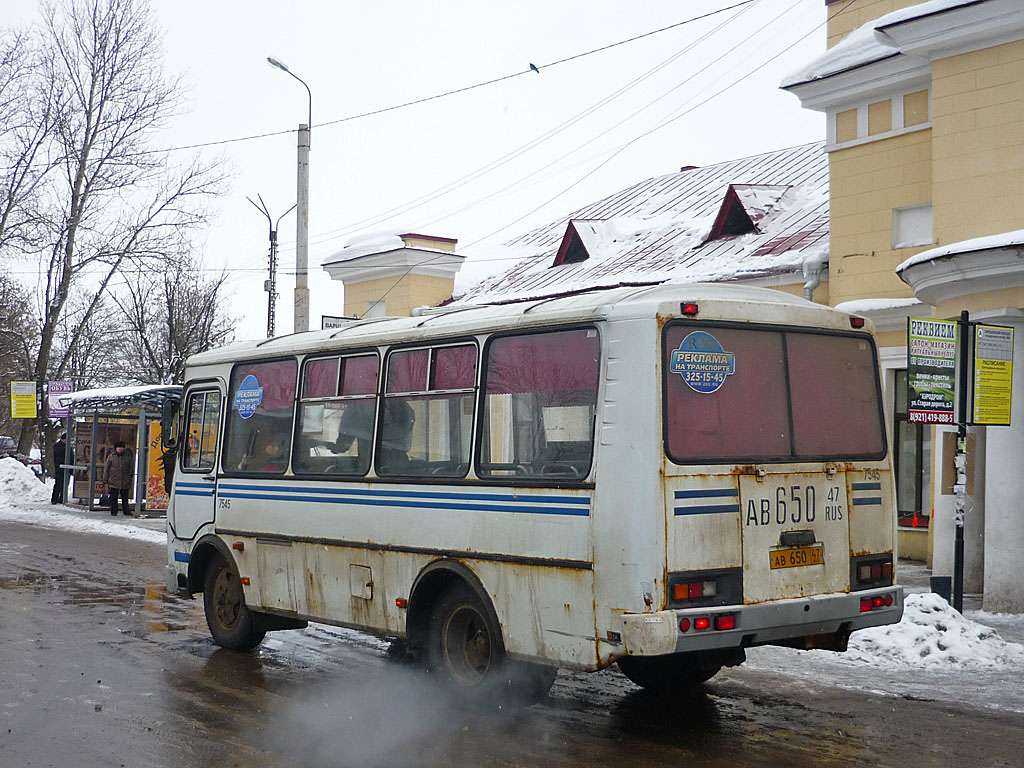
[203,554,266,651]
[426,582,555,705]
[617,652,722,690]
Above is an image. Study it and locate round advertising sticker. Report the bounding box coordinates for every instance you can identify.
[233,374,263,419]
[670,331,736,394]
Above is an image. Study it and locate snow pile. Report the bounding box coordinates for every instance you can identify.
[0,456,163,545]
[844,593,1024,669]
[0,457,48,503]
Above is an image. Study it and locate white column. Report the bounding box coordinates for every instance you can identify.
[982,316,1024,612]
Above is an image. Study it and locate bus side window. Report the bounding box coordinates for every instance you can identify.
[223,359,298,475]
[478,328,600,480]
[294,353,378,476]
[378,344,476,478]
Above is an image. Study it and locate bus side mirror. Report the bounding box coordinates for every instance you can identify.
[161,399,179,450]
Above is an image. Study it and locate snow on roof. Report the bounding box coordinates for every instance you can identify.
[456,142,828,305]
[60,384,182,412]
[323,230,460,266]
[897,228,1024,272]
[781,0,975,87]
[834,297,923,313]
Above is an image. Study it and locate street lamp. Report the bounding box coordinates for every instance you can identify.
[267,56,312,333]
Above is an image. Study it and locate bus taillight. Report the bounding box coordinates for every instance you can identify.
[714,614,736,631]
[672,580,717,601]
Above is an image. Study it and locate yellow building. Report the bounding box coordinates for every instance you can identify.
[322,232,464,320]
[784,0,1024,611]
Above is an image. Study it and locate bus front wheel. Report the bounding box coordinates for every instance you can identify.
[426,582,555,705]
[203,554,266,651]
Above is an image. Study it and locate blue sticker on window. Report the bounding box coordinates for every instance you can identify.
[233,374,263,419]
[670,331,736,394]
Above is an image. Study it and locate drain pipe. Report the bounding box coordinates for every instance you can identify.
[802,253,826,303]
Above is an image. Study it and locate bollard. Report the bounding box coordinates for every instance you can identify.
[930,575,952,603]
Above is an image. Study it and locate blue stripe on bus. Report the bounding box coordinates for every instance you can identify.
[174,551,190,563]
[674,488,737,499]
[851,482,882,491]
[852,497,883,506]
[216,490,590,516]
[176,490,215,497]
[177,481,214,488]
[216,482,591,506]
[674,504,740,516]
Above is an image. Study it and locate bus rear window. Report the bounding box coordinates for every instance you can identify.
[664,325,885,463]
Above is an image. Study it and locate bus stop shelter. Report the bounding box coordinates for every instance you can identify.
[59,385,182,515]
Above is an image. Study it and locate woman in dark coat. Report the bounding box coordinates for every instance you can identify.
[101,440,135,517]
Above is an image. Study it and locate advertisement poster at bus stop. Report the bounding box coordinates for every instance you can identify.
[10,381,36,419]
[907,317,957,424]
[972,324,1014,426]
[146,422,168,511]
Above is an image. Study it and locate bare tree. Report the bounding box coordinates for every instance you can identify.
[112,258,235,385]
[0,273,39,445]
[0,0,224,461]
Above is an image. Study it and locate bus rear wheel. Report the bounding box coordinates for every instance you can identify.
[203,554,266,651]
[617,651,726,690]
[426,582,555,705]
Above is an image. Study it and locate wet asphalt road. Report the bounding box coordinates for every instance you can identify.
[0,518,1021,768]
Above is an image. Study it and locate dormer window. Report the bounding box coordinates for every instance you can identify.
[707,184,791,241]
[552,219,602,267]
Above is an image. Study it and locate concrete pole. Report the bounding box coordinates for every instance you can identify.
[295,123,310,333]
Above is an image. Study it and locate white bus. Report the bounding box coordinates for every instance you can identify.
[163,283,903,702]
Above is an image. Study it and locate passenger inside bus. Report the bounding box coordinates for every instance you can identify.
[378,399,415,473]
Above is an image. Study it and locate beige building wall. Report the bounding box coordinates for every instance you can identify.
[931,40,1024,247]
[827,129,931,306]
[343,274,455,319]
[764,279,830,305]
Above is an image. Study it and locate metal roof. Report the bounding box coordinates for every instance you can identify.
[60,385,183,413]
[458,142,828,303]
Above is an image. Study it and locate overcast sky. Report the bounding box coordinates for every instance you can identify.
[11,0,828,339]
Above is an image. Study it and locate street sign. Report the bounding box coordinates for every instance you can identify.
[972,324,1013,426]
[907,317,957,424]
[47,381,74,419]
[10,381,36,419]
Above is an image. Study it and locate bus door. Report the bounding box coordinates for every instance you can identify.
[171,385,224,540]
[739,468,851,602]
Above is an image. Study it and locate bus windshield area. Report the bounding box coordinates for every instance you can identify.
[664,324,886,464]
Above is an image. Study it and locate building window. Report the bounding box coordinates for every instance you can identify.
[895,370,931,528]
[903,89,929,126]
[868,99,892,135]
[893,203,933,249]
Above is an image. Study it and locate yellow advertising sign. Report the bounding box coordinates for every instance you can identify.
[147,422,169,511]
[10,381,36,419]
[973,324,1014,426]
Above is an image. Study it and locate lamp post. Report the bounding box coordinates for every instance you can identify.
[267,56,312,333]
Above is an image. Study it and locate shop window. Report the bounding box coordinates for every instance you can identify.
[895,369,931,528]
[378,344,477,478]
[478,328,600,480]
[294,353,379,476]
[223,359,298,474]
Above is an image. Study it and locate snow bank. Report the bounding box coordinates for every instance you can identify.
[843,593,1024,669]
[0,457,164,546]
[0,457,49,503]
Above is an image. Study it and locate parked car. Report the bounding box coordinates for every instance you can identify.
[0,436,18,458]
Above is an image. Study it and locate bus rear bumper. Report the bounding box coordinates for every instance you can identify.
[620,586,904,656]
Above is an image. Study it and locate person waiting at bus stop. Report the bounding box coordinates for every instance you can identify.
[102,440,134,517]
[50,432,70,505]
